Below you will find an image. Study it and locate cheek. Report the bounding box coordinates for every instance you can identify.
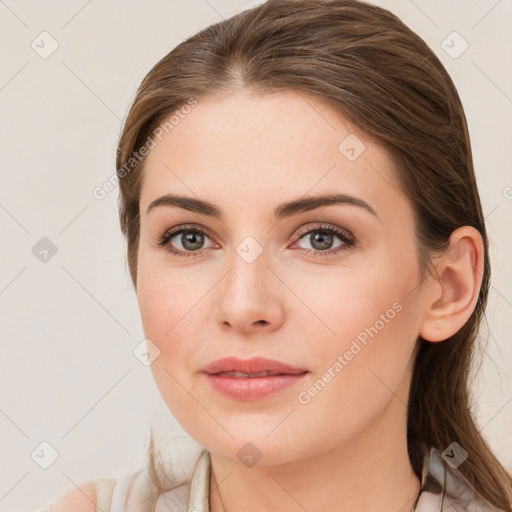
[136,269,200,417]
[302,258,414,343]
[136,256,199,342]
[136,274,168,342]
[295,279,418,445]
[304,259,419,390]
[135,260,214,392]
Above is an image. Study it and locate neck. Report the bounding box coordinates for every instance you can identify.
[208,396,421,512]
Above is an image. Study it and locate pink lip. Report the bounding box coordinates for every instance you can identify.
[200,356,309,401]
[200,356,308,375]
[204,373,308,400]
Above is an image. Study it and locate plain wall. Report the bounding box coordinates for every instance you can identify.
[0,1,511,511]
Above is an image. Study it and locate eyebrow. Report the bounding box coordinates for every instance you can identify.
[146,193,377,219]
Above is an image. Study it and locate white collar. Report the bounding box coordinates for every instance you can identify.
[186,447,503,512]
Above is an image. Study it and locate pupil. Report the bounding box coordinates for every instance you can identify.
[312,232,332,250]
[183,231,203,250]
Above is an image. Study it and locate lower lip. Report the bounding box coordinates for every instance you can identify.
[203,372,308,400]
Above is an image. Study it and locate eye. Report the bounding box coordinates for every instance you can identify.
[154,224,216,258]
[153,223,356,258]
[292,224,356,257]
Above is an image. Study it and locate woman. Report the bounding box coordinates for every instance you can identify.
[40,0,512,510]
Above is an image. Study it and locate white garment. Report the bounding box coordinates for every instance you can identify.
[109,442,205,512]
[38,444,506,511]
[110,445,504,512]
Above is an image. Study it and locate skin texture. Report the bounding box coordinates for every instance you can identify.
[136,89,484,512]
[52,483,96,512]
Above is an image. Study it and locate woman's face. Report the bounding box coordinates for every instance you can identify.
[136,89,430,465]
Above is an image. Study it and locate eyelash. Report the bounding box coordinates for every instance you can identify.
[154,223,357,259]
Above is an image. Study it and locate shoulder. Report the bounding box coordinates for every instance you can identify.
[42,477,117,512]
[51,482,97,512]
[417,446,506,512]
[37,441,206,512]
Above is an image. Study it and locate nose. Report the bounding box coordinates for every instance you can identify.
[214,249,285,335]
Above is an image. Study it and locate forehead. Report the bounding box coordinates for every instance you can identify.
[139,90,406,221]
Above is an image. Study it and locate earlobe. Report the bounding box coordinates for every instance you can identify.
[419,226,484,343]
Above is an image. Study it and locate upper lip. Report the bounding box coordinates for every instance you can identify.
[201,356,309,375]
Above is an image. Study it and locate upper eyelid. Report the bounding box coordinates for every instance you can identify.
[164,223,217,242]
[294,223,353,239]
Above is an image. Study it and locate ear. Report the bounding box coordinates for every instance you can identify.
[419,226,485,342]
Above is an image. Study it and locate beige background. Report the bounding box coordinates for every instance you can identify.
[0,1,511,511]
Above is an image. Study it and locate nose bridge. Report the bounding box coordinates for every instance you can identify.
[225,237,271,303]
[214,235,283,331]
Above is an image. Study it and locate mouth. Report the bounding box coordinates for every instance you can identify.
[200,356,309,400]
[201,356,309,376]
[212,370,307,378]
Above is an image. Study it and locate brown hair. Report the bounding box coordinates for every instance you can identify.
[115,0,512,509]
